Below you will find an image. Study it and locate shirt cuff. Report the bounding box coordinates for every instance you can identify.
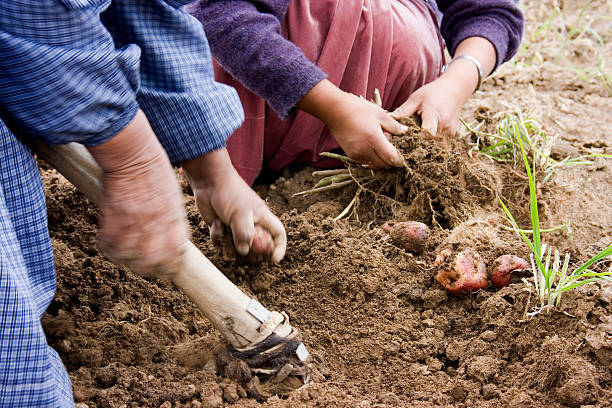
[137,81,244,164]
[80,103,140,147]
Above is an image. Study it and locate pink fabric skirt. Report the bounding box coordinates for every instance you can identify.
[215,0,444,185]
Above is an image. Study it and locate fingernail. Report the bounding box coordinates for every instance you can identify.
[237,243,250,256]
[392,153,405,167]
[400,124,409,134]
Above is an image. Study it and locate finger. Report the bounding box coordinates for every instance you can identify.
[98,218,139,267]
[380,114,409,136]
[133,224,170,277]
[197,203,217,228]
[391,98,419,121]
[420,109,440,137]
[209,218,236,258]
[450,118,461,138]
[193,190,218,226]
[345,149,383,169]
[372,132,404,168]
[229,211,255,256]
[363,154,388,169]
[209,219,227,243]
[254,210,287,264]
[440,123,455,138]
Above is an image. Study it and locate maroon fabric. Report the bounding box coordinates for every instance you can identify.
[215,0,444,185]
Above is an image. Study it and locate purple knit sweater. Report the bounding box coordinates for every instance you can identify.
[188,0,524,119]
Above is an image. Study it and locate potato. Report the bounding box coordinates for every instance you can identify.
[489,255,529,288]
[246,225,275,263]
[434,247,488,295]
[386,221,430,254]
[382,221,395,233]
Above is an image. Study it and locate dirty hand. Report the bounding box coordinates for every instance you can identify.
[181,148,286,263]
[297,79,407,169]
[87,110,189,278]
[391,77,465,138]
[393,37,497,137]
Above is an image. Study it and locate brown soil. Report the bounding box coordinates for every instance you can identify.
[41,1,611,407]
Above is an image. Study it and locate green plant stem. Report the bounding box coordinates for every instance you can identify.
[312,169,349,177]
[320,152,359,164]
[293,180,355,197]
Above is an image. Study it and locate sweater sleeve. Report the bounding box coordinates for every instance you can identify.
[436,0,524,69]
[187,0,327,119]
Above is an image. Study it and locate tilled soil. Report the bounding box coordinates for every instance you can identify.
[41,1,611,407]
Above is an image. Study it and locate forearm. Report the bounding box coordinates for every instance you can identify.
[296,79,347,124]
[189,0,326,119]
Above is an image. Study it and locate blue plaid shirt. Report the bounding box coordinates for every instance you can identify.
[0,1,243,406]
[0,0,244,163]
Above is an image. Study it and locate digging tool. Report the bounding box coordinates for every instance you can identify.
[32,141,313,399]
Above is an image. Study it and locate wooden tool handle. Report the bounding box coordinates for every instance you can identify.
[33,142,263,348]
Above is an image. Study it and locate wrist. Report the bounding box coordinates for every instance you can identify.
[296,79,347,124]
[438,61,478,103]
[87,110,168,174]
[181,148,236,189]
[442,55,483,93]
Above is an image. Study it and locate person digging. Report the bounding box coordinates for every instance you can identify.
[33,138,317,402]
[0,1,315,403]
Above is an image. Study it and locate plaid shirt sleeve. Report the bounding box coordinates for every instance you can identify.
[0,0,244,164]
[101,0,244,164]
[0,0,141,146]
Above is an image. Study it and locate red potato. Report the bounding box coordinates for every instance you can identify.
[251,225,274,256]
[382,221,395,233]
[212,224,275,263]
[434,247,488,295]
[385,221,430,254]
[246,225,275,263]
[489,255,530,288]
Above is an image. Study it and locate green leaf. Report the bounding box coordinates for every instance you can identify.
[555,277,612,292]
[572,245,612,277]
[517,132,541,259]
[498,198,547,275]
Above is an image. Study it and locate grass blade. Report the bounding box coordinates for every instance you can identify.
[556,277,612,292]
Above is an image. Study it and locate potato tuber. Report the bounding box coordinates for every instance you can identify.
[246,225,275,263]
[382,221,395,233]
[386,221,430,254]
[489,255,529,288]
[434,247,488,295]
[212,224,275,263]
